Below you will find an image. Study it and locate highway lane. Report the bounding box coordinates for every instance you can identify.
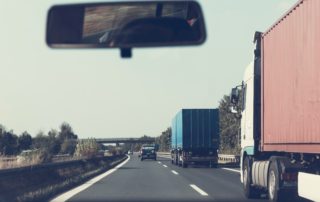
[157,156,265,202]
[53,153,265,202]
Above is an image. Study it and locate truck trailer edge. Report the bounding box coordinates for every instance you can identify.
[231,0,320,201]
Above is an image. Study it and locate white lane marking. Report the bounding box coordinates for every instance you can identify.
[158,161,162,164]
[190,184,209,196]
[50,156,130,202]
[163,164,168,168]
[171,170,179,175]
[221,168,240,173]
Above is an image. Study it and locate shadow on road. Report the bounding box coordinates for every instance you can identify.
[218,163,240,168]
[118,167,140,170]
[157,159,171,162]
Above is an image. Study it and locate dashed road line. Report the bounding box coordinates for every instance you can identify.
[163,164,168,168]
[158,161,162,164]
[221,168,240,173]
[171,170,179,175]
[190,184,209,196]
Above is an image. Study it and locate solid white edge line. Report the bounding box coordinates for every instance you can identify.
[50,155,130,202]
[163,164,168,168]
[171,170,178,175]
[190,184,208,196]
[221,168,240,173]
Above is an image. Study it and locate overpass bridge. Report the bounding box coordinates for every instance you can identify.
[94,137,155,144]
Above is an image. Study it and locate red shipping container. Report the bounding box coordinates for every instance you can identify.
[262,0,320,153]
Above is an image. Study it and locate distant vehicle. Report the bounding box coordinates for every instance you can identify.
[103,150,113,157]
[141,144,159,151]
[231,1,320,201]
[140,146,157,161]
[171,109,220,168]
[96,150,105,158]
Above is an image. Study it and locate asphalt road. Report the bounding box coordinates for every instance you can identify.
[52,153,266,202]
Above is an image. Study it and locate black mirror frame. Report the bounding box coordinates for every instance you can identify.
[46,1,207,50]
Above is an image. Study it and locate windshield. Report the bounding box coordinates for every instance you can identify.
[1,1,314,202]
[142,149,154,153]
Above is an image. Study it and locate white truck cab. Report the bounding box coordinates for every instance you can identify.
[239,62,255,183]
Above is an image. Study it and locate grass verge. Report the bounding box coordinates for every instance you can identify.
[0,155,127,202]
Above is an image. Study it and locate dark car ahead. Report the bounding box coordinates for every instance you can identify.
[140,147,157,161]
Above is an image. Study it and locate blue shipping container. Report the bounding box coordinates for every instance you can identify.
[171,109,219,150]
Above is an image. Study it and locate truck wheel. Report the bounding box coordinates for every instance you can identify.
[268,161,287,202]
[174,156,177,165]
[178,155,182,167]
[209,161,217,168]
[243,157,260,199]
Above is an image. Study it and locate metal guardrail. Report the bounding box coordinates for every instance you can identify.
[157,152,240,163]
[0,155,122,175]
[157,152,171,156]
[0,155,127,202]
[95,138,155,144]
[218,154,240,163]
[0,155,85,169]
[0,157,17,162]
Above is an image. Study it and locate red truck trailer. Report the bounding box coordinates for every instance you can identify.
[231,0,320,201]
[262,0,320,154]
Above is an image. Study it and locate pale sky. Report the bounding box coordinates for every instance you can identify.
[0,0,297,138]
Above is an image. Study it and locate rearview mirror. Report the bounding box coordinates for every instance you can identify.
[46,1,206,57]
[230,87,240,104]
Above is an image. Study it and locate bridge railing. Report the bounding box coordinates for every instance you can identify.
[95,137,155,143]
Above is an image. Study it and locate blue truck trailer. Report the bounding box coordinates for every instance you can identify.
[171,109,219,168]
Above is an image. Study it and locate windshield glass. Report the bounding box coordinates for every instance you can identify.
[142,149,154,153]
[1,1,312,202]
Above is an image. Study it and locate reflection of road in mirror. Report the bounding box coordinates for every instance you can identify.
[99,31,110,43]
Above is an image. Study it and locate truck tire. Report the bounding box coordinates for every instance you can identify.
[268,160,296,202]
[174,155,178,165]
[209,161,217,168]
[243,157,260,199]
[268,161,280,202]
[178,154,182,167]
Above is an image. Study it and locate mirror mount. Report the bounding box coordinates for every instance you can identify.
[230,83,243,115]
[120,48,132,58]
[230,85,241,105]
